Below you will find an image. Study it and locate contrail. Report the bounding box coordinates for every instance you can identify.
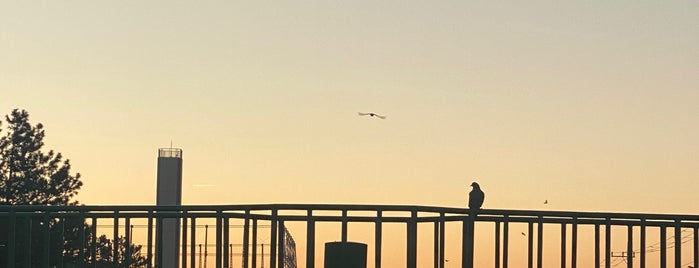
[191,184,216,188]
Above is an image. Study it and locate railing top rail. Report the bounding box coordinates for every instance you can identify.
[1,204,698,222]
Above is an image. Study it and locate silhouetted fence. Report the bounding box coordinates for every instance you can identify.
[1,205,698,268]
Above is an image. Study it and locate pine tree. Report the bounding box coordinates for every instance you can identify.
[0,109,82,205]
[0,109,148,267]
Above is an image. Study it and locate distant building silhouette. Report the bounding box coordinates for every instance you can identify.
[156,148,183,268]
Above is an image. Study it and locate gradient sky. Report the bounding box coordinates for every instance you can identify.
[1,1,697,217]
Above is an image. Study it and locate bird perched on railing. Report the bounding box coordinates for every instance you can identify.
[358,112,386,119]
[468,182,485,210]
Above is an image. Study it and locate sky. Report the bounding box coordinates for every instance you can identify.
[1,1,697,215]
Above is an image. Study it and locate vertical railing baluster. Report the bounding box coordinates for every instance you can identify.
[270,209,277,268]
[537,216,543,268]
[341,209,348,243]
[244,211,250,268]
[306,209,315,268]
[627,225,633,268]
[78,212,86,267]
[278,220,285,268]
[191,216,197,268]
[693,226,698,268]
[660,226,667,268]
[376,210,382,268]
[440,213,446,268]
[407,210,417,268]
[125,217,132,268]
[43,212,50,268]
[6,209,15,268]
[147,212,153,268]
[182,213,187,268]
[528,221,534,268]
[503,215,509,268]
[594,224,600,268]
[24,217,32,267]
[58,218,64,268]
[495,220,500,268]
[434,220,440,268]
[216,211,223,268]
[605,219,611,268]
[223,216,230,268]
[560,223,566,268]
[572,217,577,268]
[675,220,681,268]
[252,219,258,268]
[640,219,646,268]
[112,211,119,268]
[92,217,98,268]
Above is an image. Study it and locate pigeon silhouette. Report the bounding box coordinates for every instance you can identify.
[468,182,485,210]
[358,112,386,119]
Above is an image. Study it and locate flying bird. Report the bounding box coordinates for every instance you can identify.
[521,232,526,236]
[358,112,386,119]
[468,182,485,210]
[544,200,548,204]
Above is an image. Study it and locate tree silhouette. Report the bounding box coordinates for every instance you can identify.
[0,109,148,267]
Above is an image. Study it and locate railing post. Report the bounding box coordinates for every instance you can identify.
[439,212,446,268]
[462,213,475,268]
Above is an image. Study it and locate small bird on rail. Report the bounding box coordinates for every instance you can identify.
[358,112,386,119]
[468,182,485,210]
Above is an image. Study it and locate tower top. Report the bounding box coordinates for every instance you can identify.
[158,148,182,158]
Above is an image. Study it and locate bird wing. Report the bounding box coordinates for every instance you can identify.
[358,112,370,116]
[375,115,386,119]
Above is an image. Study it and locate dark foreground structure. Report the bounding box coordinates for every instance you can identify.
[1,204,698,268]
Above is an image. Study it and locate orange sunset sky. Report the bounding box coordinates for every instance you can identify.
[1,0,697,229]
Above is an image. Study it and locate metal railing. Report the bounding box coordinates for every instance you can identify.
[1,204,699,268]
